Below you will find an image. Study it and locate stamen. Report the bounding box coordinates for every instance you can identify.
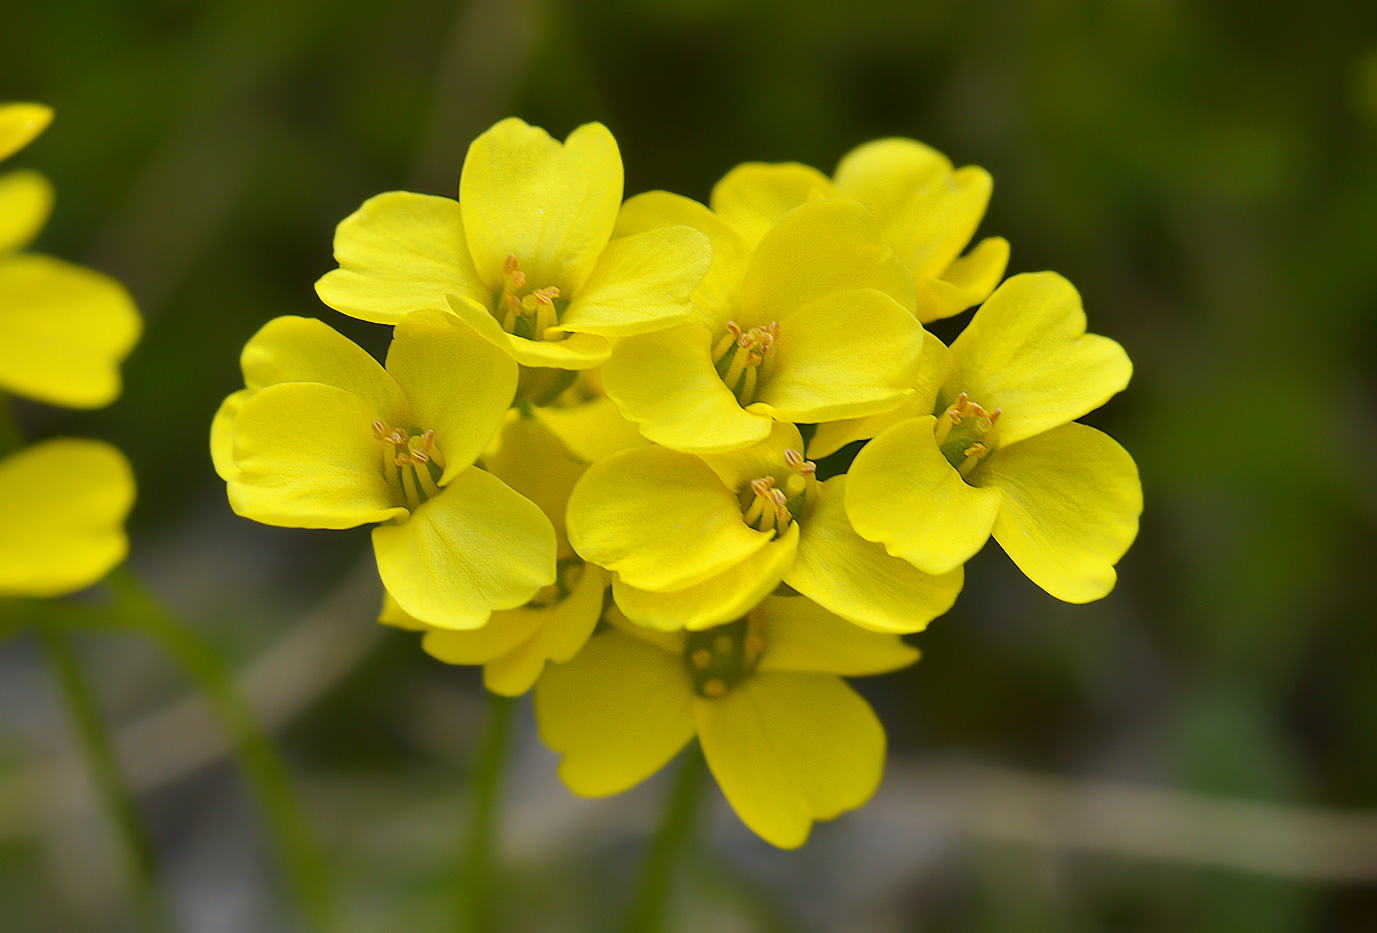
[495,254,565,341]
[712,320,780,405]
[935,392,1001,477]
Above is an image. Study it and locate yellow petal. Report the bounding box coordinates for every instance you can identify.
[373,466,556,629]
[0,170,53,253]
[531,395,647,463]
[210,388,252,481]
[738,198,916,320]
[601,323,772,453]
[614,190,748,323]
[557,225,710,338]
[845,416,1002,574]
[754,596,919,676]
[0,254,141,409]
[948,272,1132,446]
[477,562,608,696]
[694,672,885,849]
[807,333,952,459]
[928,235,1009,317]
[444,294,611,370]
[422,605,547,665]
[460,119,621,294]
[611,523,800,631]
[755,288,923,423]
[0,439,133,597]
[709,162,838,248]
[535,629,696,797]
[698,420,806,499]
[314,191,488,325]
[0,104,53,161]
[979,423,1142,603]
[385,312,517,482]
[786,476,962,633]
[378,591,429,631]
[567,445,773,591]
[239,315,408,421]
[227,382,407,529]
[481,414,585,548]
[832,138,952,233]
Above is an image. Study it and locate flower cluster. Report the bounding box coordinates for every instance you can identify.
[0,104,140,598]
[213,118,1141,848]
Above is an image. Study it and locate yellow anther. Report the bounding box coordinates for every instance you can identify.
[702,678,729,698]
[784,449,815,474]
[410,448,430,464]
[691,649,713,670]
[744,634,765,655]
[372,420,388,441]
[503,253,526,290]
[713,320,780,404]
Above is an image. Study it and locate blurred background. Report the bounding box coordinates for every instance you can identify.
[2,0,1376,929]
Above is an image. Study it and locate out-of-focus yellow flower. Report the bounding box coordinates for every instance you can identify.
[711,138,1009,323]
[0,439,134,597]
[842,273,1141,602]
[315,118,711,373]
[0,105,140,409]
[406,414,610,696]
[601,192,926,453]
[567,422,961,632]
[534,596,918,849]
[212,313,555,628]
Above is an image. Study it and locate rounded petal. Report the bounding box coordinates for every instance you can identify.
[314,191,488,325]
[738,198,916,320]
[922,235,1010,321]
[385,312,517,481]
[0,440,133,597]
[948,272,1132,446]
[0,254,141,408]
[460,119,621,294]
[535,629,696,797]
[378,591,429,631]
[979,422,1142,603]
[601,323,772,453]
[694,672,885,849]
[0,169,53,253]
[786,476,963,633]
[709,162,839,247]
[210,388,252,481]
[698,420,806,493]
[239,315,407,421]
[755,596,919,676]
[615,190,748,323]
[476,562,609,696]
[373,466,556,629]
[611,524,800,631]
[557,225,710,338]
[444,295,611,370]
[832,137,952,230]
[567,445,772,591]
[756,289,923,423]
[422,606,547,666]
[845,416,1002,574]
[0,103,52,161]
[531,395,647,463]
[227,382,406,528]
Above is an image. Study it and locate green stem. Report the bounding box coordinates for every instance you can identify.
[459,691,515,933]
[0,395,24,457]
[104,569,336,932]
[36,622,167,930]
[625,742,708,933]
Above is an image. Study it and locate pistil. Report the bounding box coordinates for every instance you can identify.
[739,448,817,535]
[713,320,779,405]
[374,420,446,509]
[934,392,1000,477]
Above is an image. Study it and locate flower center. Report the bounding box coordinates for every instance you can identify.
[683,609,766,699]
[373,420,446,509]
[934,392,1000,478]
[740,448,817,535]
[712,320,779,405]
[525,556,585,610]
[496,254,568,341]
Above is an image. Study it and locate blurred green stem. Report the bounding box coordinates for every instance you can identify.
[105,568,337,932]
[0,395,23,456]
[460,691,515,933]
[625,742,707,933]
[36,621,167,930]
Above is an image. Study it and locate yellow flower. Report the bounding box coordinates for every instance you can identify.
[566,422,961,632]
[601,191,926,452]
[0,440,134,597]
[843,272,1141,602]
[711,137,1009,323]
[315,118,711,372]
[403,413,611,695]
[0,104,141,409]
[535,596,918,849]
[212,313,556,628]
